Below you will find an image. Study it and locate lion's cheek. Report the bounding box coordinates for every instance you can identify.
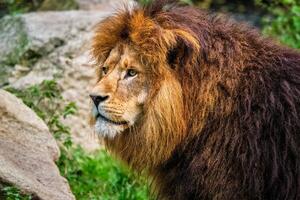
[137,90,148,105]
[121,92,147,126]
[122,109,139,126]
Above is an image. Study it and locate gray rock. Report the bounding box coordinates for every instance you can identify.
[0,16,28,66]
[1,8,124,150]
[77,0,133,10]
[0,89,75,200]
[0,65,13,87]
[3,10,109,90]
[0,10,109,67]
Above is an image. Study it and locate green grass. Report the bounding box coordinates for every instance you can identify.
[4,80,152,200]
[1,0,78,16]
[0,186,32,200]
[58,147,152,200]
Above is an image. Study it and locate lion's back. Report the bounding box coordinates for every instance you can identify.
[156,40,300,200]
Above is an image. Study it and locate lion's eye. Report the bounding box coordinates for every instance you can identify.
[125,69,138,78]
[102,67,108,75]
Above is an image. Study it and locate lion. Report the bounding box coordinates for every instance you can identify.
[89,0,300,199]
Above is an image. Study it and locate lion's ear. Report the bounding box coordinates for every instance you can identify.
[167,39,188,69]
[166,30,200,69]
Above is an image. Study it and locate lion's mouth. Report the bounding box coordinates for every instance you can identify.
[96,113,128,125]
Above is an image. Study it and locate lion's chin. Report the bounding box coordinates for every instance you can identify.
[94,117,127,138]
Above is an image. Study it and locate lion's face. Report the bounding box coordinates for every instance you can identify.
[90,44,148,138]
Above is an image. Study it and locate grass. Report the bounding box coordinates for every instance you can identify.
[0,186,32,200]
[3,80,153,200]
[59,147,152,200]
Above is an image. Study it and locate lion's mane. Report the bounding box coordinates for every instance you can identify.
[92,0,300,199]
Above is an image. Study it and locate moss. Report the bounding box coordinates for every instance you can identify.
[39,0,78,11]
[0,15,29,86]
[0,15,29,66]
[5,33,29,66]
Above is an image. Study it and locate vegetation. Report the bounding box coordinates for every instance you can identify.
[58,146,151,200]
[4,80,152,200]
[0,0,78,17]
[0,186,32,200]
[257,0,300,49]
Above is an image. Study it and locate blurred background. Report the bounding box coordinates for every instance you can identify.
[1,0,300,47]
[0,0,299,199]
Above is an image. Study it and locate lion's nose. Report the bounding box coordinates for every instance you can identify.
[89,94,109,107]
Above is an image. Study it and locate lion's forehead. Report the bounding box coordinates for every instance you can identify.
[104,45,142,71]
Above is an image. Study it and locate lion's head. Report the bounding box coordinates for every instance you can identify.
[90,2,201,169]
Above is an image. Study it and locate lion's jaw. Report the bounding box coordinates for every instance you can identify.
[91,90,147,138]
[90,45,148,138]
[92,104,127,138]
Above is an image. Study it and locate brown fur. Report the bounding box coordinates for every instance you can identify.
[91,0,300,199]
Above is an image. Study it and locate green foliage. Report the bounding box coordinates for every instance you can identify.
[0,186,32,200]
[5,80,152,200]
[257,0,300,49]
[1,0,43,15]
[1,0,78,16]
[58,147,152,200]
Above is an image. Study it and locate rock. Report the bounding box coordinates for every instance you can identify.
[0,15,28,66]
[0,89,75,200]
[76,0,132,10]
[0,65,13,87]
[2,10,112,150]
[0,10,109,67]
